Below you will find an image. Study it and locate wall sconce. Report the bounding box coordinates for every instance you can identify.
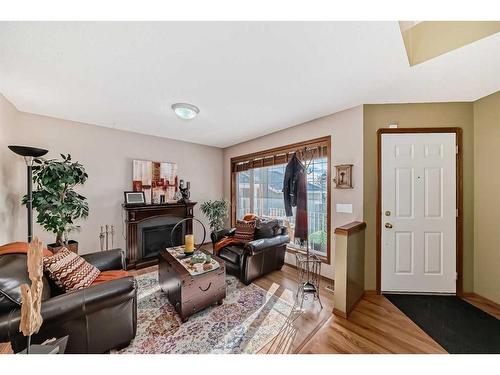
[333,164,353,189]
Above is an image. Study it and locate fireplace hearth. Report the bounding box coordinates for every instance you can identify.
[123,202,196,268]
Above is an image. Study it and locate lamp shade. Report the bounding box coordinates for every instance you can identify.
[8,145,48,158]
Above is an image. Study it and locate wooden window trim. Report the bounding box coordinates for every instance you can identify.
[230,136,332,265]
[285,245,329,264]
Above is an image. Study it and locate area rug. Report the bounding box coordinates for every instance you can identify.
[385,294,500,353]
[117,271,293,354]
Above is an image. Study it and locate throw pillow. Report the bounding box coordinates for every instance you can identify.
[43,249,100,292]
[254,218,280,239]
[234,219,256,243]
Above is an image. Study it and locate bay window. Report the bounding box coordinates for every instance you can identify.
[231,137,331,261]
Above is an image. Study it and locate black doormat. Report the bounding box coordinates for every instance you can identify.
[384,294,500,354]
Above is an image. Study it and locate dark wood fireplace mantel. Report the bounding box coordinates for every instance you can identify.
[123,202,197,269]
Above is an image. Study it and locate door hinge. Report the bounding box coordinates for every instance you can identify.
[455,272,458,280]
[456,145,459,154]
[456,209,459,217]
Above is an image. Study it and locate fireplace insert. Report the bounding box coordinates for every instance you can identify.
[140,223,183,260]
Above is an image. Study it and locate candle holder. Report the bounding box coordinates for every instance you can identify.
[170,218,207,256]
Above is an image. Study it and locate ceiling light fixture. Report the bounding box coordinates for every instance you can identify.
[172,103,199,120]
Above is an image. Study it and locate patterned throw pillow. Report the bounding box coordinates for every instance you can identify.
[43,248,100,292]
[234,219,256,243]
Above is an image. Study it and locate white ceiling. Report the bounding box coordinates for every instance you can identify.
[1,22,499,148]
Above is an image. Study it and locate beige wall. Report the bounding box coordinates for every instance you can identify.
[4,88,499,301]
[473,91,500,304]
[363,103,475,292]
[0,94,224,253]
[0,95,19,245]
[223,106,364,278]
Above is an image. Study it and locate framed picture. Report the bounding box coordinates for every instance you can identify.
[132,160,178,204]
[334,164,353,189]
[124,191,146,205]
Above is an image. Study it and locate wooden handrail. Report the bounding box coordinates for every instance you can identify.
[334,221,366,236]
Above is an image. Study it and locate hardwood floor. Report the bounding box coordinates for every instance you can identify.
[463,293,500,319]
[300,294,446,353]
[253,264,335,354]
[301,293,500,354]
[0,342,12,354]
[2,262,499,355]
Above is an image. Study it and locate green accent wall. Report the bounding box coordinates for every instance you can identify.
[473,91,500,304]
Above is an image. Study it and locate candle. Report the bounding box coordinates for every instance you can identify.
[184,234,194,253]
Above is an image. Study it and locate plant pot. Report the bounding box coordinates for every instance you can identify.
[47,240,78,254]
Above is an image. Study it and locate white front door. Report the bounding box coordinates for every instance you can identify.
[381,133,456,294]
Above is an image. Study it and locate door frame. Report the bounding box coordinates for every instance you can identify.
[376,127,463,296]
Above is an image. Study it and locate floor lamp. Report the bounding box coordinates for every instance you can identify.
[8,145,48,243]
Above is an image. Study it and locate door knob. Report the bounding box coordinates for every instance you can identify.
[385,223,393,229]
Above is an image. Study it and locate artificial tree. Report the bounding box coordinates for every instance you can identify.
[200,199,230,232]
[22,154,89,249]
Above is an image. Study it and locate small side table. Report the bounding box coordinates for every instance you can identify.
[295,252,323,309]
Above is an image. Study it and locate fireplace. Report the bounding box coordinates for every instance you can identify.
[139,222,182,261]
[123,202,196,268]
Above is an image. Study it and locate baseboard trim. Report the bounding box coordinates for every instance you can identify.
[332,308,348,319]
[284,262,334,285]
[332,291,367,319]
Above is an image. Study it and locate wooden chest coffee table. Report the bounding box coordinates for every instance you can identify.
[158,248,226,322]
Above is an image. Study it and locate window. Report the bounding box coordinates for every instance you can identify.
[231,137,331,261]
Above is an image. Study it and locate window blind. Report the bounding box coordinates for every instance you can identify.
[231,137,330,173]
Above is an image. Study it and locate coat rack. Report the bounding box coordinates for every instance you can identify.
[292,148,323,310]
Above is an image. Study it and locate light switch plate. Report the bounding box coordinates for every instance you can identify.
[336,203,353,213]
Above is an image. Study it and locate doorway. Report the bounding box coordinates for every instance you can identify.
[377,128,463,295]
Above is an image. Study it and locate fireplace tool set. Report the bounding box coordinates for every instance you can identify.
[99,225,115,251]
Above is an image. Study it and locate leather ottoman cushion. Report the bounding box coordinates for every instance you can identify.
[218,245,245,265]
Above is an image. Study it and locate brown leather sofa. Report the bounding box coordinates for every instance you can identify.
[211,219,290,285]
[0,248,137,353]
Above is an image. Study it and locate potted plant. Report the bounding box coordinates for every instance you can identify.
[22,154,89,253]
[309,230,327,252]
[200,199,230,232]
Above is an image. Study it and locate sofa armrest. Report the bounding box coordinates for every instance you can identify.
[0,276,136,342]
[244,235,290,255]
[211,228,236,245]
[81,249,125,271]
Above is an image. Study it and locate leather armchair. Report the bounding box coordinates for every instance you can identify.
[212,220,290,285]
[244,234,290,255]
[0,248,137,353]
[210,228,235,244]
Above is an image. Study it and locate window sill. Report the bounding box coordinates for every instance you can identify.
[286,245,329,264]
